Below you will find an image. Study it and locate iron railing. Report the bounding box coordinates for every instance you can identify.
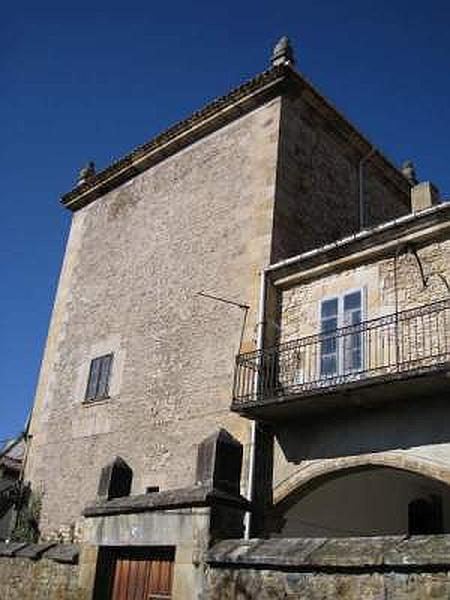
[233,298,450,407]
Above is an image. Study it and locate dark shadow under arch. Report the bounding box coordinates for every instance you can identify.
[270,463,450,538]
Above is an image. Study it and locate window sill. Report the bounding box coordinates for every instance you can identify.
[81,396,111,408]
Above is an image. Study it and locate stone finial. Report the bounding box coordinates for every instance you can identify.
[77,161,96,186]
[271,36,295,67]
[401,160,418,186]
[411,181,440,212]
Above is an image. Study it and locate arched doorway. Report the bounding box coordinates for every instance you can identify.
[272,466,450,537]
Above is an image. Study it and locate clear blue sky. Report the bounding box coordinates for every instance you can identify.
[1,1,449,442]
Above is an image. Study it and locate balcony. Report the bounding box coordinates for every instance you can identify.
[232,298,450,420]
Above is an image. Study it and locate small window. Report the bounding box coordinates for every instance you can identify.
[85,354,113,402]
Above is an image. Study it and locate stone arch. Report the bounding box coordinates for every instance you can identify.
[274,452,450,509]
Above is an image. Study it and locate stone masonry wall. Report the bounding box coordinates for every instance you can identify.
[274,235,450,506]
[207,568,450,599]
[26,79,415,538]
[206,537,450,600]
[26,98,282,536]
[271,93,410,262]
[0,558,80,600]
[0,543,82,600]
[280,237,450,344]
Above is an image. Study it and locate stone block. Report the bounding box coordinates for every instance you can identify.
[0,542,27,557]
[43,543,80,564]
[411,181,440,212]
[196,429,243,496]
[208,538,326,567]
[384,534,450,566]
[14,542,56,559]
[308,536,403,567]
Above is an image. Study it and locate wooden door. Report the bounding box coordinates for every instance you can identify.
[110,547,174,600]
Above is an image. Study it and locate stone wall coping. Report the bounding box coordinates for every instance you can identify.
[43,544,80,564]
[208,535,450,570]
[83,484,252,518]
[0,542,28,557]
[0,542,79,564]
[14,542,57,560]
[61,64,408,213]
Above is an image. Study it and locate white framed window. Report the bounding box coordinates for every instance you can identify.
[320,289,364,378]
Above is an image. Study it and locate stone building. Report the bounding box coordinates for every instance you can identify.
[20,37,450,598]
[0,435,26,541]
[233,187,450,541]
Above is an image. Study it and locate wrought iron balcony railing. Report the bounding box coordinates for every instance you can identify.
[233,298,450,409]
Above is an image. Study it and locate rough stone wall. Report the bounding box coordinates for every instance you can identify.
[206,569,450,599]
[365,165,411,226]
[280,238,450,344]
[274,235,450,506]
[0,558,81,600]
[206,536,450,600]
[271,93,410,262]
[25,78,416,538]
[379,239,450,312]
[26,98,282,536]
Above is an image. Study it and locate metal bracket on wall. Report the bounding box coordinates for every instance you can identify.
[196,290,250,353]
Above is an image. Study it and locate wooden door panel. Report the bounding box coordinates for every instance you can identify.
[110,548,174,600]
[148,558,173,599]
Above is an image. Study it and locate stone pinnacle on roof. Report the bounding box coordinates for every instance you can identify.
[77,161,96,186]
[271,36,295,67]
[401,160,418,186]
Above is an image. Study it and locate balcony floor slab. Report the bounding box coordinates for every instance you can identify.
[231,362,450,422]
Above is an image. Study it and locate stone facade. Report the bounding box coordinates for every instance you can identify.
[25,58,410,541]
[272,92,410,260]
[270,205,450,514]
[27,97,281,536]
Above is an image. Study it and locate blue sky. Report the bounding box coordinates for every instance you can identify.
[1,1,449,442]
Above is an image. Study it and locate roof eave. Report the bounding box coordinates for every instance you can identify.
[269,202,450,287]
[60,63,411,213]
